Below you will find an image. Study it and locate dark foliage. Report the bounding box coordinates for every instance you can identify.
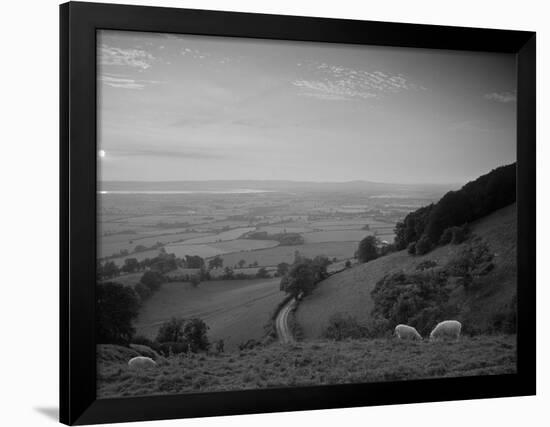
[356,235,379,263]
[371,271,456,336]
[140,270,164,292]
[156,317,186,343]
[96,282,140,344]
[246,231,304,246]
[439,224,470,245]
[393,163,515,252]
[185,255,205,269]
[256,267,270,278]
[445,239,494,289]
[415,260,438,271]
[279,256,330,297]
[415,235,433,255]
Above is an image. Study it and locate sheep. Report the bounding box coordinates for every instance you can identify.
[128,356,157,369]
[429,320,462,341]
[394,324,422,340]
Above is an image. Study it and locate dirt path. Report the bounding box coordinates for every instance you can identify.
[275,298,295,344]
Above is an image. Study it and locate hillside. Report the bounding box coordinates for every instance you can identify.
[296,203,517,339]
[97,335,516,398]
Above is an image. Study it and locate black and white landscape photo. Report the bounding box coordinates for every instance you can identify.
[96,30,518,398]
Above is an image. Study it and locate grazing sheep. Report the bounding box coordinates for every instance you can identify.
[429,320,462,341]
[128,356,157,369]
[394,324,422,340]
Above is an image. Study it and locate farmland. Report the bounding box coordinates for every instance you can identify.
[134,279,285,351]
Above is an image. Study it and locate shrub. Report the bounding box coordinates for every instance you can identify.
[279,256,329,297]
[371,271,454,336]
[134,282,152,301]
[156,317,186,343]
[182,318,210,352]
[356,235,379,263]
[189,275,201,288]
[96,282,140,344]
[440,224,470,245]
[324,313,366,341]
[416,260,438,271]
[407,242,416,255]
[345,260,352,268]
[415,235,433,255]
[140,271,164,291]
[446,240,494,289]
[256,267,270,278]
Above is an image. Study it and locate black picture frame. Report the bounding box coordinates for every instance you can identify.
[60,1,536,425]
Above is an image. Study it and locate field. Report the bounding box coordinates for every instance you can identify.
[296,204,517,339]
[97,334,516,398]
[134,279,286,351]
[220,241,359,267]
[165,239,279,259]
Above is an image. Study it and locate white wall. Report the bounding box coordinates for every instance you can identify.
[1,0,547,426]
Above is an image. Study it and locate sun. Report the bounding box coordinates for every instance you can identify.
[98,150,106,158]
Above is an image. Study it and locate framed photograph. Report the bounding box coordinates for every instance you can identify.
[60,1,536,425]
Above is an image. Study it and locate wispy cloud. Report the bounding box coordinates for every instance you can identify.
[99,74,161,90]
[110,148,225,160]
[99,44,155,69]
[292,62,425,101]
[484,91,516,103]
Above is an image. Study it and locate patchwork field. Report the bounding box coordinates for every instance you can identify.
[165,239,280,259]
[97,334,516,398]
[220,241,359,267]
[134,279,286,351]
[302,229,371,243]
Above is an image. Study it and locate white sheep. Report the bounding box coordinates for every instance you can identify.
[394,324,422,340]
[429,320,462,341]
[128,356,157,369]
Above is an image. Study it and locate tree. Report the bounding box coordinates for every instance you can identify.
[223,266,234,279]
[96,282,140,344]
[156,317,186,343]
[185,255,205,269]
[189,275,201,288]
[256,267,269,278]
[357,235,379,263]
[238,259,246,269]
[415,235,433,255]
[134,282,152,301]
[208,255,223,270]
[276,262,290,277]
[279,257,329,297]
[100,261,120,279]
[140,271,164,291]
[182,318,210,351]
[122,258,139,274]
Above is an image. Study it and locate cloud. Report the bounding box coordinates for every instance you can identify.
[110,148,225,160]
[99,74,161,90]
[292,62,425,101]
[483,91,516,103]
[99,44,155,69]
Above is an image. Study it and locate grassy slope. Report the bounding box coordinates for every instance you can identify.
[296,204,517,339]
[97,335,516,398]
[134,279,285,351]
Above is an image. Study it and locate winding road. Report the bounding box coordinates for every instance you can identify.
[275,298,296,344]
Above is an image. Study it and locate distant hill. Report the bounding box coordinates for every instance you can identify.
[296,203,517,339]
[99,179,451,197]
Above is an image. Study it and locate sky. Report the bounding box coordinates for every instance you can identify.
[97,30,516,185]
